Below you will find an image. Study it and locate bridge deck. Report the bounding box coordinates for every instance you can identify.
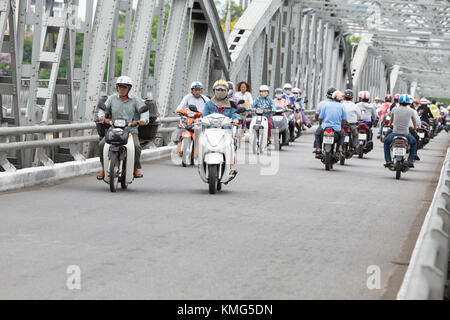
[0,131,448,299]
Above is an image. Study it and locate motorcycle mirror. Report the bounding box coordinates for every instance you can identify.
[188,105,198,112]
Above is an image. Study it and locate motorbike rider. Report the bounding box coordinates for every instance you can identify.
[250,85,277,144]
[342,89,362,150]
[274,88,289,109]
[356,91,376,142]
[383,94,417,168]
[417,98,433,125]
[176,81,210,113]
[282,83,296,106]
[202,80,240,176]
[390,94,400,112]
[235,81,254,131]
[174,81,210,144]
[313,87,336,149]
[292,88,312,129]
[314,90,347,157]
[377,94,392,138]
[429,100,440,134]
[97,76,149,180]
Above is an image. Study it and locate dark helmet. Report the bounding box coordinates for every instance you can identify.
[385,94,392,102]
[343,89,353,99]
[326,87,337,98]
[431,99,436,104]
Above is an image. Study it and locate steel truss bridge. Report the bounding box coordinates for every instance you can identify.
[0,0,449,171]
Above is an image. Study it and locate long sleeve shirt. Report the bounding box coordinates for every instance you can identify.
[98,93,149,135]
[250,96,277,117]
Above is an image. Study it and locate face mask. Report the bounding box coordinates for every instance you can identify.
[260,92,269,98]
[275,94,283,99]
[215,91,227,100]
[285,90,291,94]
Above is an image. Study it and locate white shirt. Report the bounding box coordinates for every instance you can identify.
[176,93,210,113]
[235,91,254,104]
[409,109,421,128]
[343,100,362,123]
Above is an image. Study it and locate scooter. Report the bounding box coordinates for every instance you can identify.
[340,124,353,165]
[416,123,430,149]
[175,105,202,167]
[249,108,269,155]
[103,119,136,192]
[380,115,392,142]
[285,106,297,142]
[319,128,340,171]
[387,135,410,180]
[356,121,373,158]
[197,113,241,194]
[272,106,290,151]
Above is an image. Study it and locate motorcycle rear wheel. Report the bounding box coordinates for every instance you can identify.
[395,162,402,180]
[325,152,331,171]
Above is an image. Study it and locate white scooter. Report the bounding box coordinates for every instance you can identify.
[198,113,237,194]
[249,108,269,154]
[103,119,136,192]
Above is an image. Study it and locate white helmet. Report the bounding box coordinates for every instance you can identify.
[116,76,133,88]
[259,85,269,92]
[292,87,301,94]
[190,81,203,90]
[283,83,292,90]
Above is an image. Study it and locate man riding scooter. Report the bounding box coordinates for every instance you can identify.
[97,76,149,180]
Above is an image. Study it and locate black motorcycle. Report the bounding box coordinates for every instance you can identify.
[319,128,340,171]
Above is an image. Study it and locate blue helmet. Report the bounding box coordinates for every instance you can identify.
[190,81,203,90]
[275,88,284,94]
[398,94,411,105]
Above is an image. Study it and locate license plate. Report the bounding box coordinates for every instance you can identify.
[344,136,350,143]
[359,133,367,140]
[323,136,334,144]
[418,132,425,138]
[393,148,406,156]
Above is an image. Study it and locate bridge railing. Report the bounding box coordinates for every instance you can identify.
[397,147,450,300]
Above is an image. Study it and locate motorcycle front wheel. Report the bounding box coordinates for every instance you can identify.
[109,152,119,192]
[208,164,217,194]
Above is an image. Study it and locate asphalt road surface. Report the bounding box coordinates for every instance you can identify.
[0,128,448,299]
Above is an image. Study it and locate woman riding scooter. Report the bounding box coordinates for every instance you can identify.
[202,80,240,177]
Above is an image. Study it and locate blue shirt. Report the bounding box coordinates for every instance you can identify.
[319,101,347,132]
[316,99,332,115]
[202,100,238,121]
[250,96,277,117]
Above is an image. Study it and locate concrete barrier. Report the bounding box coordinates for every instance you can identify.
[0,146,176,192]
[397,147,450,300]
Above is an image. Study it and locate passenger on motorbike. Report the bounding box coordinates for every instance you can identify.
[356,91,376,141]
[342,89,362,150]
[202,80,240,175]
[383,94,417,168]
[314,91,347,157]
[250,85,276,143]
[282,83,296,106]
[97,76,149,180]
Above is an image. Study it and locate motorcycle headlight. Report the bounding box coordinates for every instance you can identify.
[114,119,126,128]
